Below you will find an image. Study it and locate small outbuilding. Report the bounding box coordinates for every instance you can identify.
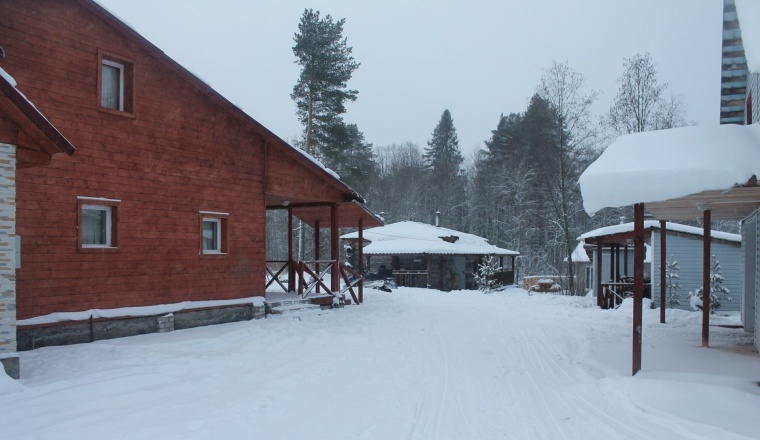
[341,221,519,291]
[578,222,742,311]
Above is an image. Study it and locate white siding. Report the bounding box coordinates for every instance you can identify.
[650,231,742,312]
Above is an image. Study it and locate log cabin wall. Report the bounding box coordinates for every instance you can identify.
[0,0,325,320]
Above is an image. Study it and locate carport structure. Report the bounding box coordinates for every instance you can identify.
[579,123,760,375]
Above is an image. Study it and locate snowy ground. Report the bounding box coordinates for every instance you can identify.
[2,287,758,440]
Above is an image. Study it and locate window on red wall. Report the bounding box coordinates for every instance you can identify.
[78,197,120,251]
[98,50,134,115]
[200,212,229,255]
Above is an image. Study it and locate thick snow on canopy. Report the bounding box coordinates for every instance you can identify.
[578,221,742,243]
[568,241,590,263]
[579,124,760,215]
[341,221,519,256]
[736,0,760,72]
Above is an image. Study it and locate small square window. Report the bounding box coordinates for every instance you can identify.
[80,200,119,249]
[200,213,228,255]
[98,51,134,114]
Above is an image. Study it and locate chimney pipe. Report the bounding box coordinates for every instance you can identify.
[435,210,441,227]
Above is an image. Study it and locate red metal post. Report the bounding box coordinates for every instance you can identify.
[596,243,603,308]
[315,220,320,294]
[331,204,340,294]
[702,210,711,347]
[287,207,294,292]
[358,218,364,304]
[660,220,667,324]
[632,203,644,376]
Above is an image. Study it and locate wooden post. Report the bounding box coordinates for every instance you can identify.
[358,218,364,304]
[623,245,629,277]
[610,244,621,309]
[331,204,340,294]
[439,255,444,290]
[660,220,667,324]
[702,209,711,348]
[632,203,645,375]
[287,207,294,293]
[596,244,603,308]
[315,220,320,294]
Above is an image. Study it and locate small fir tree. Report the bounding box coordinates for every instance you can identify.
[689,255,731,313]
[474,256,501,293]
[659,255,681,308]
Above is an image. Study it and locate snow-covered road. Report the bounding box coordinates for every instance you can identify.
[2,287,758,439]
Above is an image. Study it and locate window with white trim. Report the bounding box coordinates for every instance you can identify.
[202,218,222,253]
[101,59,124,111]
[200,212,228,255]
[82,205,113,247]
[98,51,134,114]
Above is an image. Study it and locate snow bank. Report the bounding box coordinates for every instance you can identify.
[3,287,757,439]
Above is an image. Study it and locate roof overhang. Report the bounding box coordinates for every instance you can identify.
[268,200,383,229]
[0,69,75,167]
[646,184,760,221]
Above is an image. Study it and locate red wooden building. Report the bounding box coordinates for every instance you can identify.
[0,0,380,360]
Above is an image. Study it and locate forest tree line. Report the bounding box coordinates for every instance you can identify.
[267,9,714,293]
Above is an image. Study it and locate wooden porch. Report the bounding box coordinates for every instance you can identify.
[265,200,383,305]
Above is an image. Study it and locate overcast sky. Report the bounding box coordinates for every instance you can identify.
[96,0,723,155]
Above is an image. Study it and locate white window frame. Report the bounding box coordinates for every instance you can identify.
[202,217,223,254]
[101,59,125,111]
[82,204,113,248]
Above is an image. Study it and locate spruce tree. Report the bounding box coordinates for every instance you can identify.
[691,255,731,312]
[425,109,464,178]
[424,109,465,228]
[292,9,359,156]
[660,255,681,308]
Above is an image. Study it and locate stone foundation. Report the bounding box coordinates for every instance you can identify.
[18,302,267,351]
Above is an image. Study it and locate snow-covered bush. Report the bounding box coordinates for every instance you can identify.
[658,255,681,308]
[474,256,501,292]
[688,255,731,313]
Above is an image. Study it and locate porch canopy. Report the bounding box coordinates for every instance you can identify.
[578,122,760,375]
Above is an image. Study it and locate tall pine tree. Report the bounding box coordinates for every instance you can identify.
[424,110,465,229]
[291,9,359,156]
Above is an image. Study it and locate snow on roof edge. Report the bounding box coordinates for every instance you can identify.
[578,221,741,243]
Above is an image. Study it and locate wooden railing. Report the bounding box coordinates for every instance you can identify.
[265,260,291,292]
[487,270,515,286]
[295,260,364,305]
[267,259,365,305]
[297,259,335,299]
[338,262,363,304]
[393,270,428,288]
[600,281,651,309]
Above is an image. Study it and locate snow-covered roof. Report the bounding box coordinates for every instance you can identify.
[736,0,760,72]
[341,221,519,256]
[579,124,760,215]
[577,221,741,243]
